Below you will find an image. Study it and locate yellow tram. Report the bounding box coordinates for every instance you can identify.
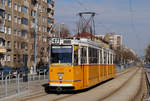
[49,38,115,91]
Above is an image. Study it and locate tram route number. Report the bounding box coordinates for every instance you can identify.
[51,38,60,44]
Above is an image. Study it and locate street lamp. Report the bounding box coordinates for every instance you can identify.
[33,10,44,74]
[33,11,38,74]
[58,23,64,38]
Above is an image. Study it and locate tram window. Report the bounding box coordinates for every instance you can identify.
[108,53,110,64]
[51,46,72,63]
[74,45,78,65]
[104,51,107,64]
[100,50,102,64]
[88,47,98,64]
[81,47,87,64]
[110,54,112,64]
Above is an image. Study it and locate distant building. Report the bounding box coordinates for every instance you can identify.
[0,0,55,68]
[95,33,122,49]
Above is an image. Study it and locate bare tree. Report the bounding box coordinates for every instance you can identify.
[54,23,71,38]
[113,46,138,65]
[145,45,150,63]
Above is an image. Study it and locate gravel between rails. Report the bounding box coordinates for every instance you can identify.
[101,68,142,101]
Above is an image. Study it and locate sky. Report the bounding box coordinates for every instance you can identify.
[54,0,150,56]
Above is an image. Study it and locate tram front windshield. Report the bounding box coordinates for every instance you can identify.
[51,46,72,64]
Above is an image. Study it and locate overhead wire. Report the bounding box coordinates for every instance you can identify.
[75,0,89,11]
[129,0,142,56]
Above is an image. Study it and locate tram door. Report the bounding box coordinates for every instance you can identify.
[81,47,87,88]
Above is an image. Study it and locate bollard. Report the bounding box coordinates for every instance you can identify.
[33,75,34,81]
[17,74,20,95]
[2,72,3,85]
[5,75,9,97]
[44,69,46,79]
[29,74,31,81]
[27,74,30,96]
[39,71,40,80]
[9,71,11,84]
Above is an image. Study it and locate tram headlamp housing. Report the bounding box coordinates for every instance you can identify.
[59,76,63,80]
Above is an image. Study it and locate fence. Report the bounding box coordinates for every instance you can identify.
[0,70,49,100]
[145,71,150,101]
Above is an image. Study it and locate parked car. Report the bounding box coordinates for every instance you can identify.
[12,66,28,78]
[18,66,28,77]
[144,64,150,68]
[0,66,13,79]
[12,68,18,78]
[37,65,49,75]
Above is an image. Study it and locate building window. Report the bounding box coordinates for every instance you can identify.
[8,27,11,34]
[21,30,27,38]
[14,2,17,11]
[21,42,26,49]
[13,54,17,62]
[37,3,41,9]
[7,55,11,61]
[45,27,47,32]
[47,0,51,4]
[21,17,28,25]
[18,18,21,24]
[14,29,17,35]
[7,41,11,48]
[31,10,36,17]
[22,6,28,14]
[42,26,45,32]
[8,14,11,21]
[48,18,52,23]
[8,0,12,7]
[4,26,7,34]
[14,16,17,23]
[0,25,4,33]
[0,9,5,18]
[1,0,6,5]
[18,5,21,12]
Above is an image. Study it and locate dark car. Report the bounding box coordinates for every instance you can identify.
[0,66,13,79]
[17,66,28,77]
[12,66,28,78]
[37,65,49,75]
[144,64,150,68]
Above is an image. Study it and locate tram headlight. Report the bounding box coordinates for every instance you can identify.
[59,76,63,80]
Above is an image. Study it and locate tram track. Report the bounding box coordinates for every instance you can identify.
[98,69,140,101]
[12,66,139,101]
[131,68,147,101]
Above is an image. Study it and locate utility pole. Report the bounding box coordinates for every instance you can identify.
[33,8,38,74]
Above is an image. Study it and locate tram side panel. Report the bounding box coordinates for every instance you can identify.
[73,66,84,90]
[112,64,115,78]
[88,64,100,87]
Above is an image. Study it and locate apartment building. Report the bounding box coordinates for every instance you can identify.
[0,0,54,68]
[95,33,122,49]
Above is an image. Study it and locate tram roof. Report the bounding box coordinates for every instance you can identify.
[51,38,113,52]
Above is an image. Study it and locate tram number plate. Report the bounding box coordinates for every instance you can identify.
[57,72,64,75]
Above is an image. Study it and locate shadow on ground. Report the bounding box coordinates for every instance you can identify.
[42,78,114,95]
